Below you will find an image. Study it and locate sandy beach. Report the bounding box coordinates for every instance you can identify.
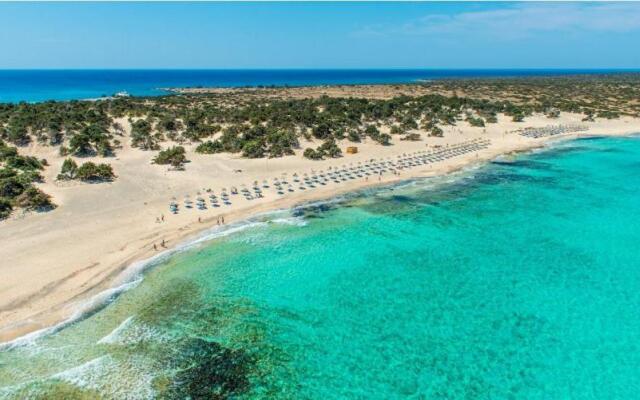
[1,112,639,344]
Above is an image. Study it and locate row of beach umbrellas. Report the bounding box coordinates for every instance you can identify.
[169,138,491,213]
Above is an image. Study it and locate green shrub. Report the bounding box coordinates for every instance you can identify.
[374,133,391,145]
[0,140,19,160]
[5,155,43,172]
[303,148,323,160]
[312,123,332,140]
[512,113,525,122]
[15,186,55,211]
[57,158,78,180]
[0,176,26,198]
[6,122,30,146]
[401,133,421,141]
[0,198,12,220]
[153,146,188,168]
[347,130,361,142]
[242,140,266,158]
[68,132,93,156]
[131,119,159,150]
[0,168,17,180]
[195,141,223,154]
[76,162,116,182]
[318,139,342,158]
[400,116,418,130]
[467,116,485,127]
[429,126,444,137]
[364,125,379,136]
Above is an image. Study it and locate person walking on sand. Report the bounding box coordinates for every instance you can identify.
[161,214,165,222]
[222,215,225,224]
[198,216,201,223]
[161,239,166,248]
[153,243,157,251]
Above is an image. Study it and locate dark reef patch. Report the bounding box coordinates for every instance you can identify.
[161,338,255,400]
[531,145,589,159]
[292,201,346,218]
[491,159,552,170]
[358,194,421,216]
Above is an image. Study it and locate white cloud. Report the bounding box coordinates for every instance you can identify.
[356,3,640,40]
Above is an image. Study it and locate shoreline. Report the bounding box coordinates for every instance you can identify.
[1,115,640,346]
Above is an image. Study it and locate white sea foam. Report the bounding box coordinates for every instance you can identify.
[51,355,112,387]
[97,316,134,345]
[0,208,304,350]
[0,278,143,352]
[50,355,156,400]
[271,216,308,226]
[97,317,172,346]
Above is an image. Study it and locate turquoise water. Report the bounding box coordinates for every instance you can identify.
[2,135,640,399]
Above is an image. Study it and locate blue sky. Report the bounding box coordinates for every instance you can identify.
[1,2,639,69]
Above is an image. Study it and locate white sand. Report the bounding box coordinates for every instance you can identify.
[1,112,639,343]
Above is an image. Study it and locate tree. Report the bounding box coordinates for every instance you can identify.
[312,122,332,140]
[68,133,93,156]
[57,158,78,180]
[6,121,30,146]
[46,124,63,145]
[131,119,159,150]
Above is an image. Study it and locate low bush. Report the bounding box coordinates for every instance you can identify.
[14,186,55,211]
[195,141,223,154]
[400,133,421,141]
[153,146,188,169]
[76,162,116,182]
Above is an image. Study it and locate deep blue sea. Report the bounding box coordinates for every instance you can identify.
[1,135,640,399]
[0,69,636,103]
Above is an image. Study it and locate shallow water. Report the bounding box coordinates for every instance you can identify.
[2,136,640,399]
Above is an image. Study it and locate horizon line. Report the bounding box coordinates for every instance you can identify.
[1,67,640,71]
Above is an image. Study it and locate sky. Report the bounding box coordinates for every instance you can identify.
[0,1,639,69]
